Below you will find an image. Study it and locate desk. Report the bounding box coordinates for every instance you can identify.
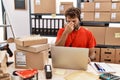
[8,62,120,80]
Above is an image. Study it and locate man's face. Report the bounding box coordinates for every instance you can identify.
[66,16,80,30]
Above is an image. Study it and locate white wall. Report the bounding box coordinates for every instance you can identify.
[2,0,30,39]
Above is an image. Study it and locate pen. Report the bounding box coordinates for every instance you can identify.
[94,63,105,72]
[97,63,105,72]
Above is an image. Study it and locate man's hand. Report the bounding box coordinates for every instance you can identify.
[88,57,91,64]
[64,22,74,34]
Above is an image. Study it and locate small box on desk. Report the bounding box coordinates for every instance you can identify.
[15,36,48,47]
[14,50,48,70]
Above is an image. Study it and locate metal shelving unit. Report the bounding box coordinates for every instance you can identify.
[29,0,66,36]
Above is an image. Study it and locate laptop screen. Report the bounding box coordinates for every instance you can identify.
[51,46,89,70]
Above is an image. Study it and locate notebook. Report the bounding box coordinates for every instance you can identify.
[51,46,89,70]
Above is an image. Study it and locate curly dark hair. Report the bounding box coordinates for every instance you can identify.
[65,7,81,21]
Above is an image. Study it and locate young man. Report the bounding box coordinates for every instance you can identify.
[55,7,96,61]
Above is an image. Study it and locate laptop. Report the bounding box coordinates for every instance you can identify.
[51,46,89,70]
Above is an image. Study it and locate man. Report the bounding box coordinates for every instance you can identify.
[55,7,96,61]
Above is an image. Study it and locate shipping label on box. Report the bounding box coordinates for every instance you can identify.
[15,51,26,67]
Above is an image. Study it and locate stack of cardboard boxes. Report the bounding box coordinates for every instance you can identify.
[14,36,49,70]
[85,26,120,64]
[0,51,11,80]
[81,0,120,22]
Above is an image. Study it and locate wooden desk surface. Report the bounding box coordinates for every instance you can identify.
[8,62,120,80]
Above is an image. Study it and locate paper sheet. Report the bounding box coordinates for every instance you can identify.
[65,71,99,80]
[54,69,66,75]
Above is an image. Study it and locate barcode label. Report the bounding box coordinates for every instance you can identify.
[16,52,26,66]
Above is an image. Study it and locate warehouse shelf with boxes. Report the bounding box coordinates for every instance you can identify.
[84,26,120,64]
[29,0,78,36]
[80,0,120,26]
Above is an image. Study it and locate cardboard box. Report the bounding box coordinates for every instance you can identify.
[95,12,111,21]
[15,36,48,47]
[0,51,7,73]
[115,49,120,64]
[101,48,115,59]
[14,50,48,70]
[115,58,120,64]
[81,2,94,11]
[111,2,120,11]
[93,48,101,62]
[105,27,120,46]
[0,73,11,80]
[115,49,120,58]
[95,2,111,11]
[94,0,111,2]
[34,0,56,13]
[101,58,115,63]
[84,27,106,45]
[60,2,73,14]
[81,12,94,21]
[111,12,120,22]
[16,44,49,53]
